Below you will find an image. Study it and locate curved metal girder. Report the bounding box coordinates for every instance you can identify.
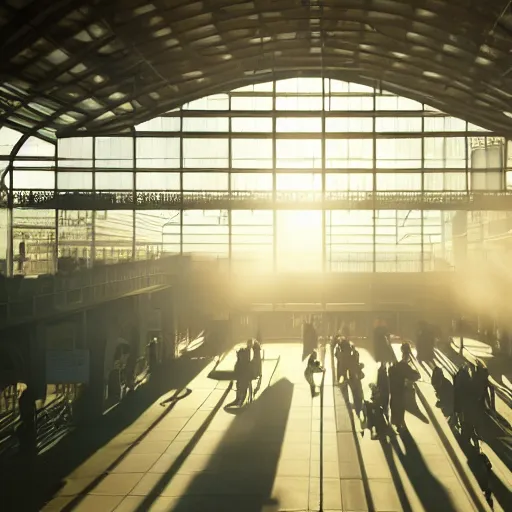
[1,0,512,136]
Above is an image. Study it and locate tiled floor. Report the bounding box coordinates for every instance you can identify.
[41,341,481,512]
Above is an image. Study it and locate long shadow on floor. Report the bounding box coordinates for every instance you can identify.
[379,434,413,512]
[431,361,512,510]
[138,378,294,512]
[405,389,430,425]
[0,356,213,512]
[435,348,512,470]
[390,430,458,512]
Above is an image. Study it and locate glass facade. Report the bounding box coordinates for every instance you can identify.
[1,78,508,275]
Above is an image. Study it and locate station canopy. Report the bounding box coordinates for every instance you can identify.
[2,0,512,142]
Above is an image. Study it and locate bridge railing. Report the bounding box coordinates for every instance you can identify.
[0,257,177,326]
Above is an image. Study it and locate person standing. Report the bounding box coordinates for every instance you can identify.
[304,350,325,397]
[234,347,251,406]
[17,387,37,456]
[334,336,352,384]
[251,339,262,380]
[388,343,420,431]
[376,362,390,419]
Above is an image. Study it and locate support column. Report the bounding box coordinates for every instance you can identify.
[91,136,96,267]
[180,110,184,256]
[228,97,233,271]
[321,75,326,273]
[372,89,377,273]
[30,322,47,400]
[7,202,13,277]
[161,287,176,361]
[503,137,508,190]
[79,310,87,350]
[272,80,277,273]
[465,130,470,193]
[54,141,59,273]
[420,212,425,272]
[83,307,108,419]
[228,209,232,271]
[421,114,425,272]
[55,208,59,273]
[132,135,136,260]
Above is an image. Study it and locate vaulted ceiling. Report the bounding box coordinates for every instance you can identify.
[2,0,512,142]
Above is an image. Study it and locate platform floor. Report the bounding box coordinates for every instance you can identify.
[12,341,486,512]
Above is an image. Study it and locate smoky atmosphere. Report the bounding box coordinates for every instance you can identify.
[0,2,511,512]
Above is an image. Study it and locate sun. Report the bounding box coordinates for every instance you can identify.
[277,210,323,271]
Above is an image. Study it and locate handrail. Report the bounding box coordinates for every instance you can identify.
[10,189,512,210]
[0,257,177,326]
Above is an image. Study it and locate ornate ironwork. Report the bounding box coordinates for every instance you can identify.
[11,189,512,211]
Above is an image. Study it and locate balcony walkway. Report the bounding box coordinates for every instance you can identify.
[11,190,512,211]
[0,257,176,329]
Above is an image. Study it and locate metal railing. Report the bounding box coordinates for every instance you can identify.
[10,189,512,210]
[0,257,177,326]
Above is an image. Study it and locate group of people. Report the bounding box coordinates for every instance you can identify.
[233,339,262,406]
[432,359,496,448]
[361,339,421,437]
[333,335,364,384]
[332,330,422,438]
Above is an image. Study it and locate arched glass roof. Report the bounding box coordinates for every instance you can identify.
[1,0,512,140]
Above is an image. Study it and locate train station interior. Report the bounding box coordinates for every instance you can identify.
[0,1,511,511]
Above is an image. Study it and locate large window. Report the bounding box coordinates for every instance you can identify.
[6,77,507,275]
[232,139,272,168]
[95,137,133,168]
[231,210,273,273]
[136,138,180,169]
[326,139,373,169]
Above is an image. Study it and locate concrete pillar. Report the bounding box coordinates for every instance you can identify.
[82,307,108,419]
[28,322,46,400]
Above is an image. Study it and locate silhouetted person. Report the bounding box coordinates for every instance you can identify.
[304,350,324,397]
[250,339,262,380]
[376,363,390,419]
[373,324,392,364]
[364,383,386,439]
[453,364,479,447]
[147,340,157,371]
[473,363,495,416]
[453,364,471,426]
[17,387,37,456]
[18,240,26,273]
[347,346,365,417]
[234,348,251,406]
[388,343,420,431]
[250,339,263,399]
[334,336,352,383]
[124,351,136,392]
[431,365,453,411]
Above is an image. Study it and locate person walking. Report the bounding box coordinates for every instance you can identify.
[334,336,352,384]
[388,342,420,432]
